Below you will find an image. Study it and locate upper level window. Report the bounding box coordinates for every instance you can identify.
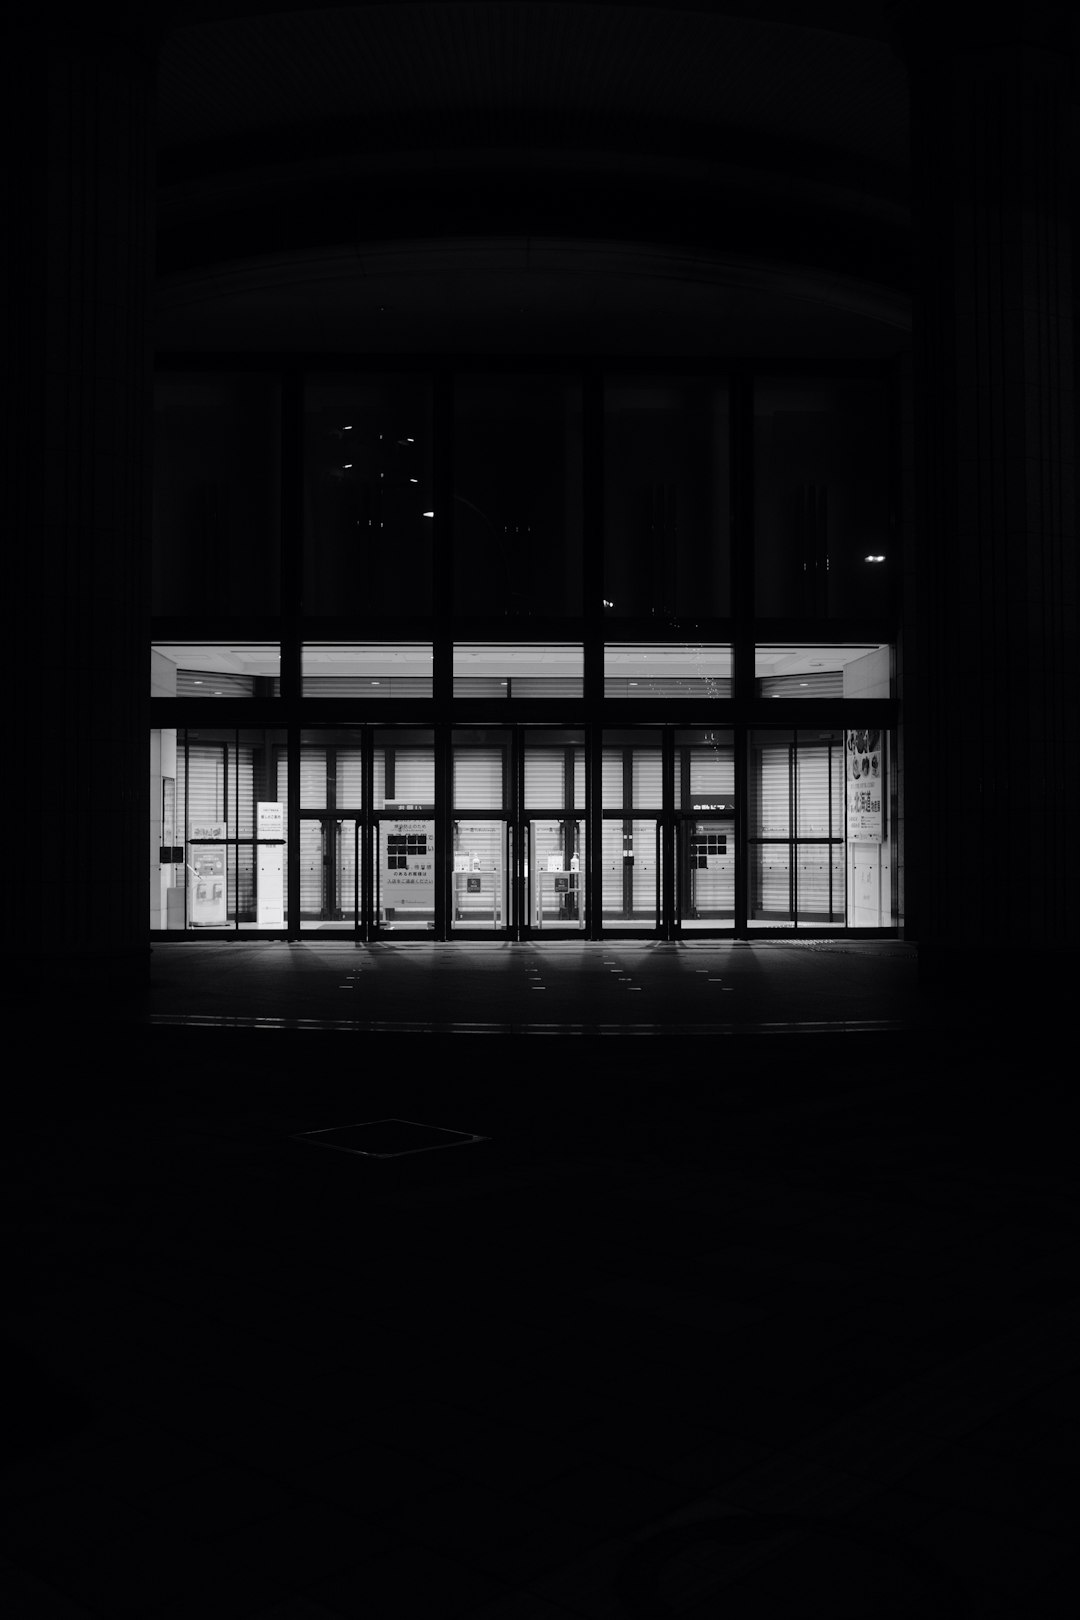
[453,643,583,697]
[604,377,730,620]
[153,375,281,616]
[604,644,731,699]
[151,643,280,698]
[754,377,892,620]
[304,376,433,618]
[754,644,891,699]
[453,376,582,619]
[302,643,432,697]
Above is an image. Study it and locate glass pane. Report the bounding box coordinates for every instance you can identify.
[453,643,583,698]
[304,376,433,616]
[248,732,288,931]
[601,738,663,811]
[451,821,508,931]
[754,376,892,618]
[374,735,435,810]
[678,724,736,932]
[602,818,659,929]
[181,731,231,929]
[604,377,730,617]
[299,818,359,929]
[297,728,365,932]
[150,728,181,929]
[688,746,735,804]
[605,644,731,699]
[165,727,287,931]
[523,737,585,811]
[748,730,850,930]
[674,729,733,812]
[377,816,435,931]
[530,819,584,929]
[454,376,582,617]
[300,748,328,809]
[755,644,891,699]
[153,374,281,616]
[796,844,844,923]
[795,737,843,838]
[337,748,364,808]
[299,818,324,916]
[749,844,792,927]
[151,643,280,698]
[303,644,433,697]
[681,818,735,928]
[453,738,508,810]
[749,732,792,837]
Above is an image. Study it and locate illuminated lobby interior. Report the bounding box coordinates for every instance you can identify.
[150,365,898,942]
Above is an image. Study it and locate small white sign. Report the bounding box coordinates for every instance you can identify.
[257,801,284,839]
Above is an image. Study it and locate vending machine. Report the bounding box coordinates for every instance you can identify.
[188,822,228,927]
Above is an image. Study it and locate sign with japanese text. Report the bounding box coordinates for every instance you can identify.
[846,730,884,842]
[190,822,227,842]
[383,818,435,909]
[257,801,284,840]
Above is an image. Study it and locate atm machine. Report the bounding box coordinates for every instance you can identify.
[188,822,228,927]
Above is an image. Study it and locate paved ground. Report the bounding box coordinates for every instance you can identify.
[2,941,1076,1616]
[146,937,919,1032]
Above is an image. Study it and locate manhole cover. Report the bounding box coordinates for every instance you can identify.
[613,1513,968,1618]
[294,1118,489,1157]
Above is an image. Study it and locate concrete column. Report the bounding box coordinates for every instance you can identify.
[3,9,157,1011]
[898,5,1079,997]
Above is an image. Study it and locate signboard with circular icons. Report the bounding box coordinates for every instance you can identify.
[846,729,884,841]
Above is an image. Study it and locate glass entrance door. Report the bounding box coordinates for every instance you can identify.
[300,817,359,928]
[452,820,509,930]
[374,815,436,931]
[748,730,845,928]
[522,730,586,935]
[528,818,584,929]
[601,818,660,930]
[451,730,512,933]
[372,730,436,934]
[678,816,735,929]
[675,729,735,934]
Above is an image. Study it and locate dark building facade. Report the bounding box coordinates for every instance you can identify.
[7,3,1077,992]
